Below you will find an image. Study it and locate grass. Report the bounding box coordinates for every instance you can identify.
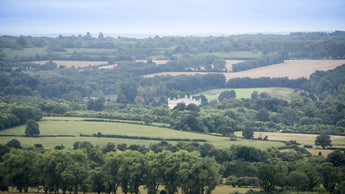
[333,138,345,145]
[194,87,294,101]
[0,117,284,149]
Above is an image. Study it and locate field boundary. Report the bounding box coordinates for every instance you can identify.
[80,133,207,142]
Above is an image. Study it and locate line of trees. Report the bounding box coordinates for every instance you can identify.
[232,52,285,72]
[0,102,42,130]
[2,31,345,62]
[0,147,218,194]
[1,141,345,193]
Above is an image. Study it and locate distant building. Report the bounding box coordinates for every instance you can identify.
[168,95,201,109]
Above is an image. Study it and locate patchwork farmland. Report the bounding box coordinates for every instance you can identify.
[143,60,345,80]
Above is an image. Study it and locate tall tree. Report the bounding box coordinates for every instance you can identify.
[102,151,123,194]
[2,150,37,192]
[25,119,40,137]
[218,90,236,102]
[315,133,332,149]
[143,151,164,194]
[257,163,279,194]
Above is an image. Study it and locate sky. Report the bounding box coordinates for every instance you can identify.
[0,0,345,36]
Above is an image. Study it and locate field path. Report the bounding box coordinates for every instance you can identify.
[143,60,345,80]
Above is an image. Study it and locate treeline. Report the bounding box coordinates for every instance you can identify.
[0,144,218,194]
[226,77,308,89]
[1,140,345,193]
[161,55,226,72]
[0,102,42,130]
[2,31,345,62]
[302,64,345,99]
[80,133,207,142]
[232,52,285,72]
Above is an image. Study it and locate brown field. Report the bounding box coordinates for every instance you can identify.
[143,60,345,80]
[31,60,108,68]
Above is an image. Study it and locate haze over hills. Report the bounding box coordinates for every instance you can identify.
[1,1,345,193]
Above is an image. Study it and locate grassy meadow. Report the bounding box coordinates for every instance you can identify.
[0,117,284,149]
[195,87,294,101]
[1,117,344,156]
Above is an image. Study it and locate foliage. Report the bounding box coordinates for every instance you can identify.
[242,128,254,139]
[315,133,332,149]
[6,139,22,149]
[232,52,284,72]
[218,90,236,102]
[0,102,42,130]
[25,119,40,136]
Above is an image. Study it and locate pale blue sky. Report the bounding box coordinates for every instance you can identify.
[0,0,344,36]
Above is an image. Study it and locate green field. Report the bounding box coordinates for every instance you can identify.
[195,87,294,101]
[0,117,284,149]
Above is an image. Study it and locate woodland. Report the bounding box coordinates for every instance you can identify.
[0,32,345,193]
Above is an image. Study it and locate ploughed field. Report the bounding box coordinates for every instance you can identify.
[1,117,344,156]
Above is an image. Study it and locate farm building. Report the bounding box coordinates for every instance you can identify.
[168,95,202,109]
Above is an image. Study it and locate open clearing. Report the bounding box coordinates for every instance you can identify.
[143,60,345,80]
[32,60,109,68]
[195,87,294,101]
[0,117,284,149]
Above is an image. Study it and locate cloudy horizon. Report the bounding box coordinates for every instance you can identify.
[1,0,344,37]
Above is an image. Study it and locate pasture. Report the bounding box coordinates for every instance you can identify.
[195,87,294,101]
[1,117,344,156]
[0,117,284,150]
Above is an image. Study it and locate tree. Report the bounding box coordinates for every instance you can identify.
[186,103,200,112]
[143,151,164,194]
[2,150,37,192]
[0,144,10,162]
[255,109,270,122]
[142,114,153,125]
[218,90,236,102]
[6,139,22,149]
[327,150,345,167]
[25,119,40,137]
[98,32,104,39]
[118,150,144,194]
[178,151,219,194]
[251,91,259,99]
[173,103,186,111]
[287,171,309,194]
[257,163,279,194]
[117,83,138,104]
[315,133,332,149]
[318,163,338,193]
[89,170,105,194]
[102,152,123,194]
[242,128,254,139]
